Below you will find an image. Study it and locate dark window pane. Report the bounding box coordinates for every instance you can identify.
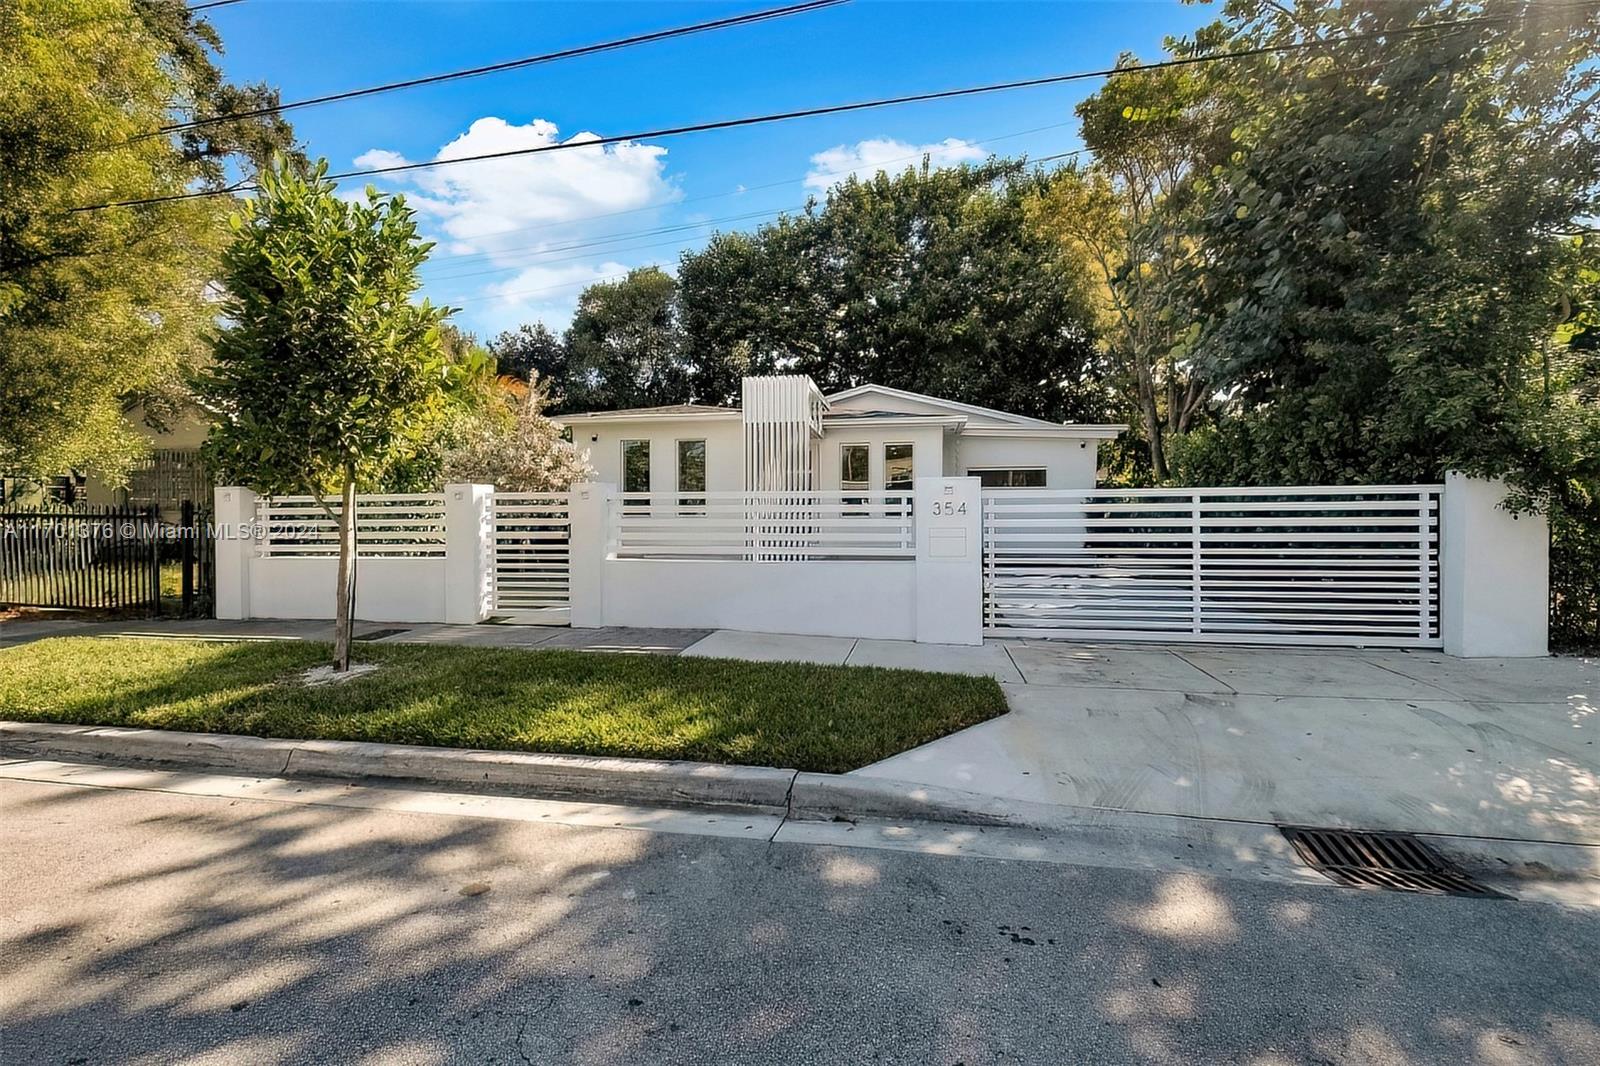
[840,444,869,487]
[972,468,1045,488]
[677,440,706,493]
[622,440,651,493]
[884,443,913,490]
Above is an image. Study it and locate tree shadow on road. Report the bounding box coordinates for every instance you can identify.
[2,777,1598,1065]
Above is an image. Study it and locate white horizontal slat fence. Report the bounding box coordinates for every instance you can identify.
[612,491,916,561]
[983,485,1442,647]
[255,494,447,558]
[492,493,570,621]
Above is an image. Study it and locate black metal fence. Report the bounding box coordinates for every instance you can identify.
[0,503,215,617]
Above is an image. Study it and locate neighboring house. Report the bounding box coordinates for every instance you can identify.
[0,406,211,519]
[558,376,1125,495]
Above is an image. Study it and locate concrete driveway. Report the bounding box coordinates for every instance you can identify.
[857,642,1600,847]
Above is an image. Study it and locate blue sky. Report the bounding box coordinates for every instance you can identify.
[208,0,1214,338]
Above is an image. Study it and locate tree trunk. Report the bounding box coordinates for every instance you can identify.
[332,475,357,671]
[1135,361,1168,482]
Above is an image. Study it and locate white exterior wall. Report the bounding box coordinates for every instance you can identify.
[951,435,1100,489]
[568,418,743,493]
[815,426,945,491]
[1440,473,1549,657]
[601,558,916,640]
[247,557,448,623]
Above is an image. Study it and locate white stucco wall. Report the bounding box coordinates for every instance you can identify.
[601,558,917,640]
[950,435,1100,489]
[247,557,448,623]
[1440,473,1549,657]
[566,417,743,494]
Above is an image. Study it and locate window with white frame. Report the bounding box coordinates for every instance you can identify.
[884,443,913,490]
[970,468,1046,488]
[677,439,706,508]
[840,442,869,511]
[622,440,651,494]
[840,444,869,491]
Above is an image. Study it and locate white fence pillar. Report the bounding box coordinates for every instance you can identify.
[1440,472,1548,657]
[443,483,494,624]
[915,476,982,646]
[213,486,257,620]
[568,482,615,629]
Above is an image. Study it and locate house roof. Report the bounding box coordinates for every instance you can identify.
[556,384,1129,438]
[557,403,741,423]
[823,383,1128,436]
[821,409,967,430]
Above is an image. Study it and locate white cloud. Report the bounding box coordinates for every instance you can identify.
[360,118,678,253]
[804,137,986,191]
[471,259,638,336]
[354,117,680,331]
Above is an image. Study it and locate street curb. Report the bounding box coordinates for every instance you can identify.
[788,772,1024,827]
[4,721,1596,889]
[0,721,796,813]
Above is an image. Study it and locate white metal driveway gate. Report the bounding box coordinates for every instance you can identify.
[492,493,570,623]
[982,485,1442,647]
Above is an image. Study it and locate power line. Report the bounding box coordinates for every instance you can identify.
[70,10,1510,214]
[414,120,1080,272]
[427,147,1086,303]
[423,144,1087,280]
[148,0,848,141]
[426,209,797,282]
[443,265,669,308]
[188,0,245,11]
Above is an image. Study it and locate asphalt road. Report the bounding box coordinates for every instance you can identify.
[3,776,1598,1066]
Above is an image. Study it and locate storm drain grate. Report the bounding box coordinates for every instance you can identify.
[1280,826,1511,899]
[354,628,411,642]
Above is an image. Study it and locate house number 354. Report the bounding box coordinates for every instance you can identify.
[931,501,967,516]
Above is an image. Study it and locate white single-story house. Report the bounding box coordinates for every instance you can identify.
[557,376,1126,495]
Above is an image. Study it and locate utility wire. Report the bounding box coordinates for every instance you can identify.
[148,0,847,140]
[428,149,1086,302]
[414,120,1080,271]
[423,145,1086,279]
[188,0,245,11]
[70,9,1513,213]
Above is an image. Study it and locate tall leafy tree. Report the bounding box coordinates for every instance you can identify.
[1167,0,1600,487]
[489,322,571,398]
[0,0,297,485]
[679,161,1112,422]
[563,266,690,411]
[199,162,450,670]
[1027,61,1227,477]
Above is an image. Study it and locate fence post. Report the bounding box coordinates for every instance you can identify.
[181,499,196,614]
[213,486,257,620]
[1440,472,1548,657]
[443,483,494,625]
[915,477,983,645]
[568,482,615,629]
[1191,493,1203,636]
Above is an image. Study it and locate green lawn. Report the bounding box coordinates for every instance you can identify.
[0,637,1007,773]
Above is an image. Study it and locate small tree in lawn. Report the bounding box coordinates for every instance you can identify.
[200,160,450,670]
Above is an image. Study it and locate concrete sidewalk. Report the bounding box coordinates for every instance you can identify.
[5,615,1596,852]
